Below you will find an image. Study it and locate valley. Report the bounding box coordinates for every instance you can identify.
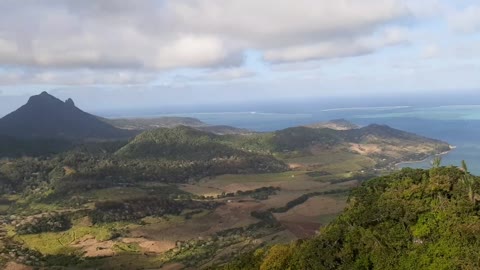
[1,2,478,269]
[0,93,452,269]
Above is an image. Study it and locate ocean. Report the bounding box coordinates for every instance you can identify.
[141,105,480,174]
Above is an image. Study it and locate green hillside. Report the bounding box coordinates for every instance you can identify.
[116,126,241,160]
[219,165,480,270]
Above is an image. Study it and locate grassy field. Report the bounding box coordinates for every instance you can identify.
[184,169,356,195]
[181,149,375,197]
[179,167,355,242]
[286,151,376,174]
[202,171,308,184]
[75,184,189,201]
[12,219,132,255]
[4,176,357,269]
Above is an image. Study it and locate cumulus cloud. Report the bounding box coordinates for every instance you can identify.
[0,0,417,85]
[0,0,410,69]
[264,27,409,63]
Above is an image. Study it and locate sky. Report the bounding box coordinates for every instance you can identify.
[0,0,480,116]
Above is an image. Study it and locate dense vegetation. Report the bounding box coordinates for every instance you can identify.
[0,127,287,199]
[16,213,72,235]
[0,135,73,157]
[117,126,250,160]
[2,122,447,201]
[219,166,480,270]
[89,198,220,223]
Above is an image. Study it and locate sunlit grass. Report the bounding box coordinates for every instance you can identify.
[13,222,129,255]
[200,171,312,184]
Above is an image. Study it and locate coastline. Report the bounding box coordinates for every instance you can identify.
[395,145,456,168]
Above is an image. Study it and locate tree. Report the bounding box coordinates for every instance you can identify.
[461,160,468,172]
[460,160,478,203]
[431,156,442,168]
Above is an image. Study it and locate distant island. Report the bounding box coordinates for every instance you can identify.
[102,116,252,135]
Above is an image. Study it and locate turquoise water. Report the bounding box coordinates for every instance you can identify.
[142,105,480,175]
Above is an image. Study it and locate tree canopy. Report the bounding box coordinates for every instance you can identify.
[219,166,480,270]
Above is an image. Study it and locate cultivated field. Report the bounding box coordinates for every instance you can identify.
[2,149,375,269]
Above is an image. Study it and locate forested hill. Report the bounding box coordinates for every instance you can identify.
[115,124,450,162]
[103,123,452,184]
[219,166,480,270]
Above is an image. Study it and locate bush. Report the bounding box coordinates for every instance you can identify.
[16,213,72,235]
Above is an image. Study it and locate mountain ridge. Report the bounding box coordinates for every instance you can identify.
[0,92,131,140]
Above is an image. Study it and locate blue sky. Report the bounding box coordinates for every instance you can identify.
[0,0,480,116]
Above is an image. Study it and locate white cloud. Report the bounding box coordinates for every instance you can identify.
[404,0,445,18]
[153,35,229,69]
[421,44,441,59]
[165,67,257,86]
[0,0,410,72]
[205,68,256,81]
[264,27,409,63]
[448,5,480,33]
[0,69,157,86]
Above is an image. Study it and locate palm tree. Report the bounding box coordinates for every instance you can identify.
[461,160,468,172]
[432,156,442,168]
[460,160,478,203]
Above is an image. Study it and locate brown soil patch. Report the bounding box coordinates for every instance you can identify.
[275,196,347,222]
[131,201,262,243]
[72,236,115,257]
[288,163,305,170]
[63,166,76,175]
[122,237,175,253]
[205,201,263,234]
[4,262,33,270]
[257,191,308,211]
[277,180,330,192]
[160,263,185,270]
[178,184,222,197]
[337,180,359,187]
[274,195,348,237]
[280,221,320,238]
[350,143,381,155]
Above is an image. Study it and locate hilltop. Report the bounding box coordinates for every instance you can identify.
[0,92,131,140]
[306,119,360,130]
